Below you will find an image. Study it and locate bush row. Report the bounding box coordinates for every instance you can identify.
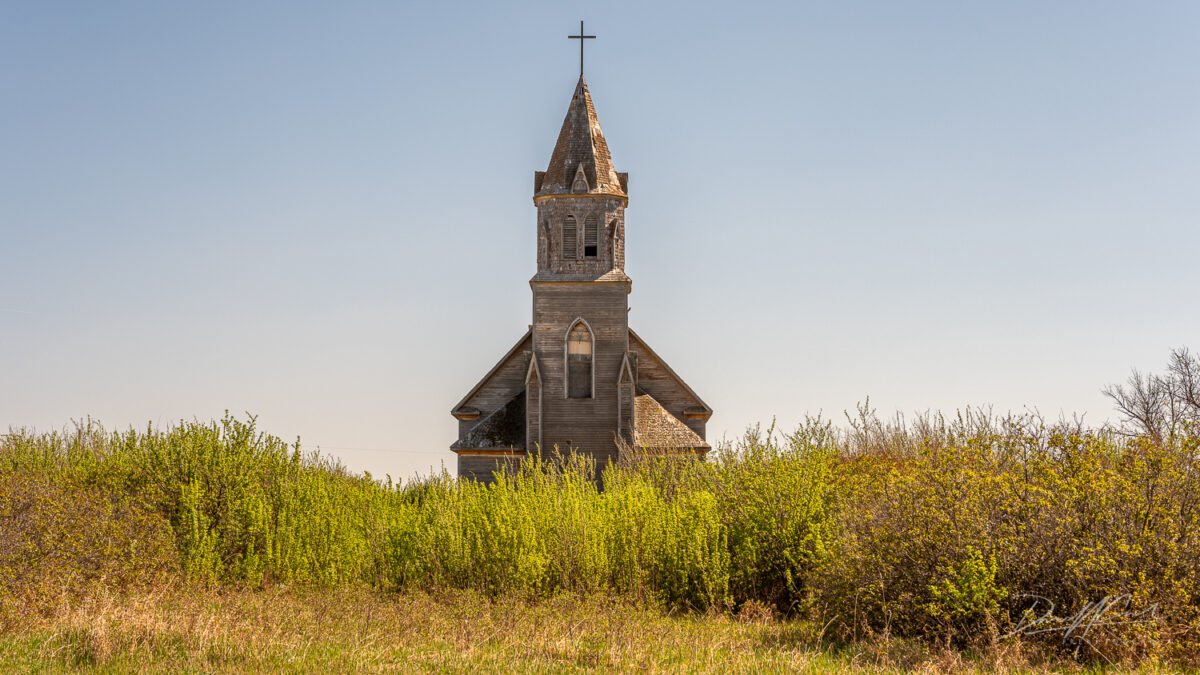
[2,411,1198,662]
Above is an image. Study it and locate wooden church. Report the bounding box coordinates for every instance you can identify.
[450,69,712,481]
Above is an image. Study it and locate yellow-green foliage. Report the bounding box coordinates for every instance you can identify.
[1,415,398,591]
[1,411,1198,664]
[812,410,1200,663]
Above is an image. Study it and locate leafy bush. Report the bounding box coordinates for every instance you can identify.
[2,403,1198,664]
[0,474,177,626]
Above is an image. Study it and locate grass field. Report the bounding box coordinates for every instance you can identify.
[4,351,1199,671]
[1,586,1184,674]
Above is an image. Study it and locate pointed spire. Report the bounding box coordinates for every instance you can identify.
[536,77,626,198]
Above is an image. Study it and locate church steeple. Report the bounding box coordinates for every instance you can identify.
[534,77,628,200]
[449,30,712,482]
[532,77,629,279]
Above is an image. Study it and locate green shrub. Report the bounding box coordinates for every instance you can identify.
[0,474,178,626]
[2,409,1198,664]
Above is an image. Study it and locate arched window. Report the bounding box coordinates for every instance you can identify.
[566,321,593,399]
[583,216,598,258]
[562,216,577,259]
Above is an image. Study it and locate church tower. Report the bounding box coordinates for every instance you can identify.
[528,75,632,468]
[450,66,712,482]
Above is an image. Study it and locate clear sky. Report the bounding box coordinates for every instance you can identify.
[2,2,1198,481]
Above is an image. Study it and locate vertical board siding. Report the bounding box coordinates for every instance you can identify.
[458,455,523,484]
[526,379,542,452]
[532,281,629,464]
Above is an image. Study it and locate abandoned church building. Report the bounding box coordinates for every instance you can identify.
[450,72,712,481]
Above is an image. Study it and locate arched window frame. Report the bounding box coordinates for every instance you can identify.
[563,318,595,399]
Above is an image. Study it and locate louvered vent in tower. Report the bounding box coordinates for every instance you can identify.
[562,216,577,259]
[583,216,597,258]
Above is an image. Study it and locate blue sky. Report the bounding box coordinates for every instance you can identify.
[2,2,1198,480]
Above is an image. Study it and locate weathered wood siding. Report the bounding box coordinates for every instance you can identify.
[525,368,542,453]
[454,333,532,438]
[531,280,629,467]
[457,453,523,484]
[617,377,635,446]
[629,331,708,440]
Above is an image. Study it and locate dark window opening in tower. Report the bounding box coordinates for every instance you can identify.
[584,216,598,258]
[563,216,577,260]
[567,322,592,399]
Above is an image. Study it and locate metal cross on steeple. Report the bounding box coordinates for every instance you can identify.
[568,20,595,78]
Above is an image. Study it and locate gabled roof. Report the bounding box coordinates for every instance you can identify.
[535,76,626,199]
[452,391,526,450]
[633,393,710,450]
[628,329,713,415]
[451,330,532,415]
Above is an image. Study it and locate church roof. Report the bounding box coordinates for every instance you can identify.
[633,393,710,451]
[451,330,531,416]
[451,391,526,450]
[535,76,627,199]
[628,329,713,416]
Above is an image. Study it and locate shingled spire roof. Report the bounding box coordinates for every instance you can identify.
[535,76,627,199]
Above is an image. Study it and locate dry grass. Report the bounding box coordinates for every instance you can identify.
[0,587,1185,673]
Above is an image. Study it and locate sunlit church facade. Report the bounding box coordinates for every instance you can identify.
[450,74,711,481]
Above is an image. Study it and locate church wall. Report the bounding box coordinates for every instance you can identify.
[532,280,629,465]
[455,334,532,438]
[629,336,708,440]
[457,453,523,485]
